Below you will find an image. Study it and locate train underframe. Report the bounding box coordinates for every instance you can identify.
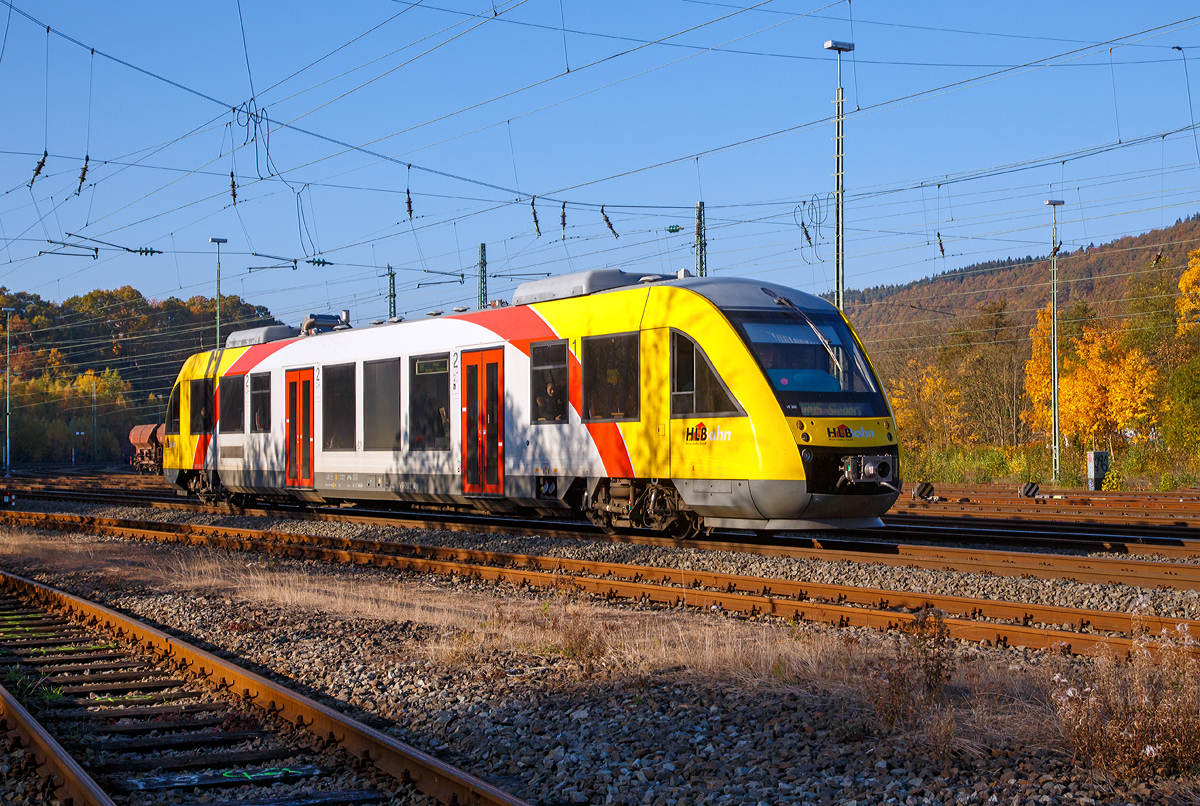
[166,466,898,536]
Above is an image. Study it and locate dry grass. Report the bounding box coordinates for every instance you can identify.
[1051,621,1200,775]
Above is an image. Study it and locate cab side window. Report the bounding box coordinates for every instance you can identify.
[189,378,214,435]
[582,333,639,422]
[530,341,568,423]
[166,385,181,435]
[671,331,740,417]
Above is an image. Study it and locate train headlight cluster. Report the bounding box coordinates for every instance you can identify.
[841,454,896,485]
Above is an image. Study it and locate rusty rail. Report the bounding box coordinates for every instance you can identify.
[0,568,530,806]
[0,679,115,806]
[8,504,1200,591]
[6,510,1197,658]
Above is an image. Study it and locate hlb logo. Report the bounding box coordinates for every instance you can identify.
[685,422,733,443]
[827,424,875,439]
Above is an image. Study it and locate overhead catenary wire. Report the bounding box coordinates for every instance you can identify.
[3,1,1200,335]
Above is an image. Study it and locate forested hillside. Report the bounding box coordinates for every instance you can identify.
[847,212,1200,346]
[849,213,1200,489]
[0,288,276,463]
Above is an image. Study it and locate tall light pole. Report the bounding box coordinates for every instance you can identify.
[209,238,227,349]
[825,40,853,312]
[1045,199,1065,482]
[2,307,12,477]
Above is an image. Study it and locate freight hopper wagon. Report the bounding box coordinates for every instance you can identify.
[161,270,901,535]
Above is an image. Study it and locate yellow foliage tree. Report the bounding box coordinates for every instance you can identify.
[1179,247,1200,337]
[1022,305,1053,437]
[890,358,967,449]
[1025,305,1158,449]
[1058,323,1157,449]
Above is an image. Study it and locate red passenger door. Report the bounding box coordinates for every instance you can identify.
[461,349,504,495]
[286,369,314,487]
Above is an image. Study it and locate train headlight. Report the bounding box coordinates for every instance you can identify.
[841,454,895,485]
[801,448,813,462]
[800,432,810,443]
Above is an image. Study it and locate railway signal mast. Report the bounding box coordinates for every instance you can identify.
[478,244,487,310]
[1045,199,1065,482]
[3,306,12,477]
[209,238,227,348]
[825,39,853,312]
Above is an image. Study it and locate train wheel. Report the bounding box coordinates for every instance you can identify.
[667,513,703,541]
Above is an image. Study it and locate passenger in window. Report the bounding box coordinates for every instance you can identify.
[588,379,611,420]
[536,379,565,421]
[607,370,628,417]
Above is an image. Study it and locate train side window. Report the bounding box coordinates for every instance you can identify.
[166,385,181,435]
[671,331,741,417]
[189,378,214,435]
[250,373,271,433]
[582,333,640,422]
[410,354,450,451]
[530,341,568,423]
[323,363,356,451]
[364,358,401,450]
[218,376,245,433]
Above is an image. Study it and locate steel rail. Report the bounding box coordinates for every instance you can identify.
[0,569,531,806]
[876,517,1200,558]
[13,475,1200,524]
[9,504,1200,592]
[0,679,116,806]
[12,483,1200,558]
[7,510,1196,658]
[892,499,1200,527]
[13,481,1200,551]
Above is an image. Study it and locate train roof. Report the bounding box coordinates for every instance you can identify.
[208,271,835,354]
[511,269,834,313]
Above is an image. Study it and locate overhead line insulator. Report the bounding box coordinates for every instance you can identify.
[602,205,618,239]
[29,150,47,188]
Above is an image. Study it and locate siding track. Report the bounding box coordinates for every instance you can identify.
[0,568,529,806]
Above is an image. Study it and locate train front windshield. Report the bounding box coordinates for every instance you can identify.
[728,309,888,418]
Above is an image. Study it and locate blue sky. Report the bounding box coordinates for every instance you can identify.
[1,1,1199,328]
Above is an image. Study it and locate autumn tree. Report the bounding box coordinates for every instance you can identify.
[1023,306,1054,439]
[1179,248,1200,337]
[943,300,1029,446]
[0,285,280,462]
[889,358,967,449]
[1060,323,1158,450]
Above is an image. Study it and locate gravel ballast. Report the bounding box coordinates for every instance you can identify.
[0,501,1195,805]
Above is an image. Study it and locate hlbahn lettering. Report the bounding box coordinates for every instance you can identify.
[827,424,875,439]
[685,422,733,443]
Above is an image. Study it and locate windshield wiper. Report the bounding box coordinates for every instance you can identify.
[774,297,843,374]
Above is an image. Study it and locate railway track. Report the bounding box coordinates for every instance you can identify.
[10,471,1200,528]
[4,509,1196,659]
[0,568,528,806]
[12,487,1200,591]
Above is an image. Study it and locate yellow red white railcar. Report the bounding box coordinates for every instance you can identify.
[162,269,900,534]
